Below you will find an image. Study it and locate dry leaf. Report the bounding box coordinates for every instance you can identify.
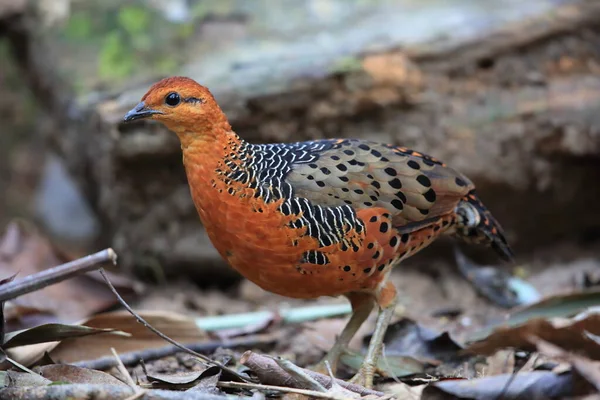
[35,364,126,386]
[467,311,600,359]
[533,338,600,392]
[3,323,128,348]
[0,370,52,387]
[147,370,204,385]
[49,310,208,364]
[373,318,463,364]
[485,349,515,376]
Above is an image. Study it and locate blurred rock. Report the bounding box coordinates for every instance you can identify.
[7,0,600,278]
[33,154,99,244]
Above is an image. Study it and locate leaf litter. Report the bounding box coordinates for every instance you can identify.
[0,221,599,399]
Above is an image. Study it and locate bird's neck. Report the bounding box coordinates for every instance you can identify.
[179,126,252,211]
[179,124,247,168]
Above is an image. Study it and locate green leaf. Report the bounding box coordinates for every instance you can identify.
[98,31,134,79]
[3,323,130,349]
[468,288,600,342]
[118,6,151,36]
[63,12,93,41]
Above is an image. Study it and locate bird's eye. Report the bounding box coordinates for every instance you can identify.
[165,92,180,107]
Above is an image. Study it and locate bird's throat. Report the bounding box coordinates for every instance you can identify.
[180,129,249,218]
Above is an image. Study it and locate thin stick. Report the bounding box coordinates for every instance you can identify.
[1,349,37,375]
[0,248,117,302]
[111,347,140,393]
[273,357,327,392]
[98,270,250,383]
[219,381,341,400]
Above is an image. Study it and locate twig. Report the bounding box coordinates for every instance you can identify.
[240,351,384,397]
[273,357,327,392]
[219,381,344,400]
[98,270,250,383]
[72,332,279,370]
[111,347,142,394]
[0,248,117,302]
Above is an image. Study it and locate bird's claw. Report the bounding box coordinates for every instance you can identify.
[349,363,375,389]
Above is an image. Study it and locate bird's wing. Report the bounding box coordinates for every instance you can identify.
[284,139,474,227]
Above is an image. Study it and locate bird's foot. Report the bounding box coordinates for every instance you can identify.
[349,362,375,389]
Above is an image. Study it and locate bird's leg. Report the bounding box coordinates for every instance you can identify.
[311,293,374,376]
[350,281,397,389]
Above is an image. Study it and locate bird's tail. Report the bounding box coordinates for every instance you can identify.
[453,190,514,262]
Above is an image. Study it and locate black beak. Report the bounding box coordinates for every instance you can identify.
[123,101,163,122]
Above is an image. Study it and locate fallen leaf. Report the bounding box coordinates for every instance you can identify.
[533,338,600,392]
[369,318,464,365]
[470,289,600,342]
[466,309,600,359]
[340,349,426,378]
[454,248,540,309]
[0,221,139,330]
[146,364,226,393]
[0,370,51,388]
[186,366,222,394]
[48,310,208,364]
[35,364,126,386]
[3,323,129,348]
[422,371,593,400]
[485,349,515,376]
[147,370,205,385]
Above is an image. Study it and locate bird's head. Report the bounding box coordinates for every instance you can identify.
[123,76,229,139]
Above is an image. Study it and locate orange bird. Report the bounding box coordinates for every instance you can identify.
[123,76,513,388]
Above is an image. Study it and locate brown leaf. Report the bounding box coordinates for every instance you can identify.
[186,367,222,394]
[3,323,129,348]
[533,338,600,392]
[147,370,204,385]
[0,370,52,387]
[485,349,515,376]
[466,311,600,359]
[0,221,139,330]
[35,364,127,385]
[48,310,208,364]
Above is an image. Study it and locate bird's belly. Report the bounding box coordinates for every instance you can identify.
[202,209,354,298]
[187,177,396,299]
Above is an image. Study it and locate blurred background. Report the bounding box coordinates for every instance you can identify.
[1,0,599,320]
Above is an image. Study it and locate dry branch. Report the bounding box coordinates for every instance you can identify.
[240,351,383,397]
[0,248,117,302]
